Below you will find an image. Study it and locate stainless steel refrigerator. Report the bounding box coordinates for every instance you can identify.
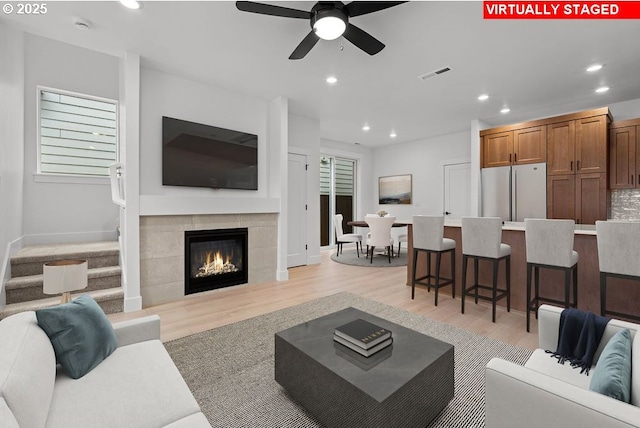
[481,162,547,222]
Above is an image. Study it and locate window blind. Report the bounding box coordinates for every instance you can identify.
[39,89,117,176]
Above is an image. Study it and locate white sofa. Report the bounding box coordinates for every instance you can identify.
[486,304,640,428]
[0,311,211,428]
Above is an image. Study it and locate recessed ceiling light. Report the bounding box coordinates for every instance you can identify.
[390,131,397,138]
[500,108,510,114]
[596,86,610,93]
[120,0,142,10]
[587,64,603,72]
[478,94,489,101]
[326,76,338,84]
[362,125,370,131]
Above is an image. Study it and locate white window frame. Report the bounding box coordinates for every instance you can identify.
[36,86,119,185]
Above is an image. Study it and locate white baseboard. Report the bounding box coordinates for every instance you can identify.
[308,255,322,265]
[23,230,118,246]
[124,296,142,312]
[276,270,289,281]
[1,236,25,308]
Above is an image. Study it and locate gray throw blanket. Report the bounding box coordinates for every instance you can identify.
[548,308,610,374]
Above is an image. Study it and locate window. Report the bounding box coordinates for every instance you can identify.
[320,156,357,246]
[38,87,118,177]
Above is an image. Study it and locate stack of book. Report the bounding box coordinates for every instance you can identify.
[333,318,393,357]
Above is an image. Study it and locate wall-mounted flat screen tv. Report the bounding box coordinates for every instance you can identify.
[162,116,258,190]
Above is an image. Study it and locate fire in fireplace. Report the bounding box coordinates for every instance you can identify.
[184,228,248,295]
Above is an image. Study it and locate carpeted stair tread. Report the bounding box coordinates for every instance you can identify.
[0,288,124,320]
[11,241,119,263]
[6,265,122,289]
[10,241,120,277]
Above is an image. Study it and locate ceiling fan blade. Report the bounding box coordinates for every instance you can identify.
[289,31,320,60]
[343,24,385,56]
[344,1,407,18]
[236,1,311,19]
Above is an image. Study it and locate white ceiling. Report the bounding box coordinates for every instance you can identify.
[3,1,640,147]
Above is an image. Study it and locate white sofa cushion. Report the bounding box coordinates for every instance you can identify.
[164,412,211,427]
[0,312,56,428]
[0,397,20,428]
[45,339,202,428]
[632,327,640,406]
[524,349,592,390]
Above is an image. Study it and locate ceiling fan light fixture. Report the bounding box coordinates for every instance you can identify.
[120,0,142,9]
[313,9,347,40]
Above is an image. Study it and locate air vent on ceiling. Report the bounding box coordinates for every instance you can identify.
[418,66,452,81]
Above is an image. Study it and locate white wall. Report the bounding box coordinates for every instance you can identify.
[289,113,321,264]
[0,25,25,297]
[610,98,640,121]
[372,131,471,220]
[138,68,278,215]
[22,34,119,242]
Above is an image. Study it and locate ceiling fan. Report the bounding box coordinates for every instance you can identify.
[236,1,407,60]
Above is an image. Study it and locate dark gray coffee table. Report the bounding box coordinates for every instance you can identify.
[275,307,454,428]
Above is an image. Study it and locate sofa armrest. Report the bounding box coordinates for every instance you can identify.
[538,304,563,351]
[486,358,640,428]
[112,315,161,347]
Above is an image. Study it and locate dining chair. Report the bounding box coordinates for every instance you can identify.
[596,220,640,322]
[333,214,362,257]
[411,215,456,306]
[396,230,408,258]
[364,215,396,263]
[524,218,578,332]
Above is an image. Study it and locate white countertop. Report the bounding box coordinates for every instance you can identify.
[396,218,598,236]
[443,218,597,235]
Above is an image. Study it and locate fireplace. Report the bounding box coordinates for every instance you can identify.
[184,228,248,295]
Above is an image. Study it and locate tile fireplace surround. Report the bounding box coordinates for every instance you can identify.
[140,213,278,307]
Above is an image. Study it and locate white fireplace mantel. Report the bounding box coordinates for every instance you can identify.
[139,195,280,216]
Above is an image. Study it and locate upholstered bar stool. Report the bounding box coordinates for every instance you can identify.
[460,217,511,323]
[596,220,640,322]
[524,218,578,332]
[411,215,455,306]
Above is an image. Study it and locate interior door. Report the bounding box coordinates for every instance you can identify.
[444,162,471,219]
[287,153,307,267]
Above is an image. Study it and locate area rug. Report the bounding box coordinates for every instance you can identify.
[165,292,531,428]
[330,248,408,267]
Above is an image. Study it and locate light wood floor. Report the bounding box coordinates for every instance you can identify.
[108,250,539,350]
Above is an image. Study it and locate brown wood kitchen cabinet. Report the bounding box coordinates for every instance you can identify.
[546,109,610,224]
[609,119,640,189]
[481,126,546,168]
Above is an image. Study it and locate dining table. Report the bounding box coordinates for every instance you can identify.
[347,220,409,228]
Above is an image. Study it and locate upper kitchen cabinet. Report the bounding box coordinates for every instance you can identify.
[548,110,610,176]
[482,132,513,167]
[481,125,546,168]
[609,118,640,189]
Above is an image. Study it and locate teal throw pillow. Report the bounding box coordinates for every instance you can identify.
[589,328,632,403]
[36,295,117,379]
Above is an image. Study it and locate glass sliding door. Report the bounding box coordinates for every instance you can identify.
[320,156,357,247]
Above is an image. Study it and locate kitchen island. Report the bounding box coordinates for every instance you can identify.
[405,219,639,319]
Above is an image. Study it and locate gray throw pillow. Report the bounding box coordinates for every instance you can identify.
[589,328,632,403]
[36,295,117,379]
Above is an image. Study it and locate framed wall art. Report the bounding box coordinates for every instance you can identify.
[378,174,412,205]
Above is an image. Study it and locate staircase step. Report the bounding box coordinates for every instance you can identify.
[0,288,124,321]
[10,241,119,277]
[5,266,122,305]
